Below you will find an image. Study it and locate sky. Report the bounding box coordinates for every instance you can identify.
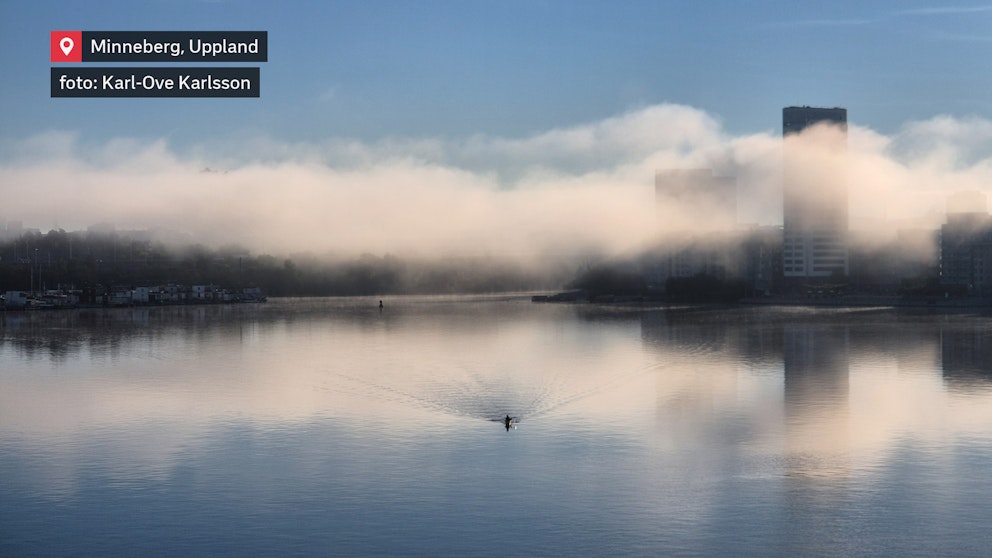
[2,1,992,258]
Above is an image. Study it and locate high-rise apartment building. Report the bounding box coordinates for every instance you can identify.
[782,106,848,281]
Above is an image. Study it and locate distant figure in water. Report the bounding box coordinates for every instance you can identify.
[504,415,513,431]
[379,300,383,312]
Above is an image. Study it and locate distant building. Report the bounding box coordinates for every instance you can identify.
[739,225,783,296]
[782,106,849,283]
[849,228,938,294]
[646,169,740,291]
[940,208,992,296]
[1,219,24,240]
[192,285,219,301]
[3,291,32,308]
[133,286,150,304]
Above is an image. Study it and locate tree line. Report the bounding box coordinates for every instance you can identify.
[0,229,553,296]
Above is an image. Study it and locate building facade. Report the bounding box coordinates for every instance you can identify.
[782,106,849,282]
[940,211,992,296]
[646,169,739,291]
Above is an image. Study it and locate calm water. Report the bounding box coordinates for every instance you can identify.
[2,296,991,557]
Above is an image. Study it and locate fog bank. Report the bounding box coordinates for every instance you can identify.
[3,104,991,264]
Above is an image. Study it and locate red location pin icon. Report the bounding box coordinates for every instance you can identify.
[51,31,82,62]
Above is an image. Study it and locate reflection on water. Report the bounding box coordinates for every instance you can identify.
[2,298,991,556]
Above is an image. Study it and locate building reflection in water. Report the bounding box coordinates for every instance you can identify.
[639,308,989,469]
[941,324,992,391]
[780,320,853,554]
[782,322,850,475]
[638,306,992,553]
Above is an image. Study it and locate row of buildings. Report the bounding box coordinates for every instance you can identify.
[2,284,265,309]
[649,106,992,298]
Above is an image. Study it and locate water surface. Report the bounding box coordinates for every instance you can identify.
[2,297,991,556]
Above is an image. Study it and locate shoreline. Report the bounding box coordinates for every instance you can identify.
[3,291,991,313]
[533,291,992,310]
[739,294,992,309]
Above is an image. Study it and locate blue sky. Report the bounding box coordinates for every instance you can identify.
[2,0,991,147]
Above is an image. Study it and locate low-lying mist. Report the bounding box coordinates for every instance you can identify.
[3,103,992,271]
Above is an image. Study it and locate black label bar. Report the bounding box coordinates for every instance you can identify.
[52,67,260,98]
[81,31,267,62]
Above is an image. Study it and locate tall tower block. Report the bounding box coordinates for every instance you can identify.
[782,106,848,281]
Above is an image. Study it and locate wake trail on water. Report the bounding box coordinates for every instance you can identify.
[525,360,669,420]
[322,359,670,424]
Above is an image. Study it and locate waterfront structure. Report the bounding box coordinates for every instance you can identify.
[848,227,938,294]
[739,225,783,296]
[646,169,739,290]
[1,283,260,309]
[940,193,992,296]
[782,106,849,282]
[0,219,24,240]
